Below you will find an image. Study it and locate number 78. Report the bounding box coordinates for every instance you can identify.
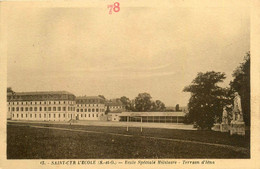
[107,2,120,14]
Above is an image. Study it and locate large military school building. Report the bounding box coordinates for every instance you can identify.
[7,90,185,123]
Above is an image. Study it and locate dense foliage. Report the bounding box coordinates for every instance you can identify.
[230,52,250,126]
[183,71,231,129]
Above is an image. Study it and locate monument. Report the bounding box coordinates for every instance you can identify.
[230,92,245,136]
[220,106,229,132]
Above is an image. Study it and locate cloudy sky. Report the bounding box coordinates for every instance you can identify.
[6,1,250,106]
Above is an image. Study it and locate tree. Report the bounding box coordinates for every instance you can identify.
[151,100,166,111]
[134,93,153,112]
[175,104,180,111]
[230,52,250,126]
[183,71,230,129]
[120,96,132,111]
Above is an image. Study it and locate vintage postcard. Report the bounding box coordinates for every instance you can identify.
[0,0,259,169]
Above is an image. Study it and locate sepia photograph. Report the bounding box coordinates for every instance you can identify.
[1,0,258,168]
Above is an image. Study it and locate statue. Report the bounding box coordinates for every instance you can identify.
[222,107,228,124]
[230,92,245,136]
[232,92,243,123]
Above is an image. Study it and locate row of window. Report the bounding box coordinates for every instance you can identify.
[9,106,75,112]
[77,104,104,107]
[110,106,124,109]
[8,101,75,105]
[77,99,103,103]
[79,113,99,118]
[12,113,99,118]
[76,108,105,112]
[13,113,73,118]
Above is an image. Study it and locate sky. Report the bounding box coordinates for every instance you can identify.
[6,1,250,106]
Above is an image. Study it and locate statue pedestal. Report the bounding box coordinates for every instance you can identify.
[220,123,229,132]
[211,123,220,131]
[230,121,245,136]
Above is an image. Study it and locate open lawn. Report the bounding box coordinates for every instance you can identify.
[7,122,250,159]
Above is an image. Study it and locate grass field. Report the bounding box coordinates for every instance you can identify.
[7,122,250,159]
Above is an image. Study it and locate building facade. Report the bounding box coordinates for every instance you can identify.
[106,99,125,113]
[75,96,106,120]
[7,91,76,121]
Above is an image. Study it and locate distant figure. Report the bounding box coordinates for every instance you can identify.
[222,107,228,124]
[232,92,243,122]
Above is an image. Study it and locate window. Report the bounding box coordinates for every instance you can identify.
[85,109,87,112]
[64,101,66,104]
[40,107,42,111]
[17,114,19,118]
[64,114,66,118]
[80,109,83,112]
[25,107,28,111]
[30,107,33,111]
[21,114,23,118]
[30,114,32,118]
[21,107,24,111]
[12,107,15,111]
[34,107,37,111]
[96,114,98,117]
[54,114,56,118]
[16,107,19,111]
[49,114,51,118]
[88,109,91,112]
[85,114,87,117]
[92,114,94,117]
[77,109,79,112]
[92,109,95,112]
[81,114,83,117]
[44,107,47,111]
[54,101,56,104]
[48,107,51,111]
[26,114,27,118]
[59,101,60,104]
[59,114,60,118]
[53,107,56,111]
[39,114,41,118]
[63,107,66,111]
[44,114,46,118]
[12,114,14,117]
[96,108,99,112]
[35,102,37,105]
[35,114,37,118]
[58,107,61,111]
[40,102,41,104]
[89,114,90,117]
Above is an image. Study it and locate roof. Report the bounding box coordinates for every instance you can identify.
[7,91,76,101]
[106,99,123,106]
[119,111,185,117]
[14,91,74,95]
[76,96,105,104]
[76,96,104,100]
